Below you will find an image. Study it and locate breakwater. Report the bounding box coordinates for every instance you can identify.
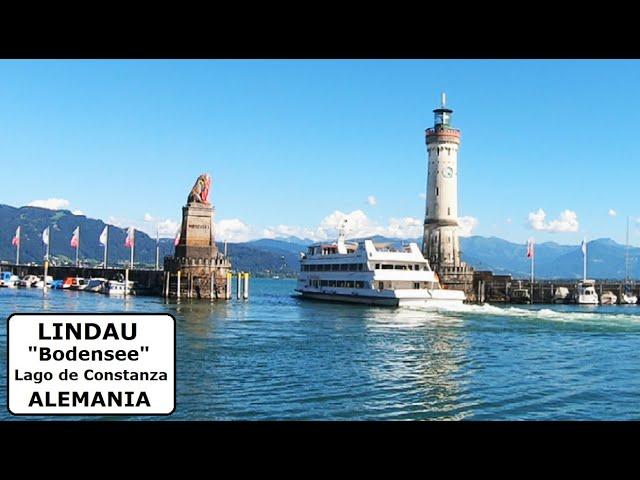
[473,271,638,304]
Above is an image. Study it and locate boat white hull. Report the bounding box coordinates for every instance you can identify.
[575,295,599,305]
[295,289,465,307]
[620,294,638,305]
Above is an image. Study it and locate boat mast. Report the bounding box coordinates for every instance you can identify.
[625,216,630,284]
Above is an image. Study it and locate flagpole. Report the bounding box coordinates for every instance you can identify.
[155,226,159,271]
[16,228,20,265]
[104,226,108,269]
[584,238,587,281]
[44,226,50,295]
[531,245,534,304]
[130,229,134,269]
[76,227,80,267]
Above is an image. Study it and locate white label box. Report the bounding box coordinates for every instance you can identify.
[8,313,175,415]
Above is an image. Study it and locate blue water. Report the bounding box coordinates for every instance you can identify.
[2,278,640,420]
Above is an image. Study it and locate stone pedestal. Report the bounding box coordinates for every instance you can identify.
[164,202,231,300]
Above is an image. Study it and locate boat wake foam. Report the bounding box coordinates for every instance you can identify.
[401,302,640,324]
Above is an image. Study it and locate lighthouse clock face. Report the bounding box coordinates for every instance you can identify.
[442,166,453,178]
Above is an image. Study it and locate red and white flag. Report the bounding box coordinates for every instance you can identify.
[11,226,20,246]
[174,231,181,246]
[70,227,79,248]
[526,238,535,258]
[125,227,135,248]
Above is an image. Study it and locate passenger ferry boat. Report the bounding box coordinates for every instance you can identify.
[295,231,466,307]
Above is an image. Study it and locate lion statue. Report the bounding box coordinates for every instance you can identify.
[187,173,212,204]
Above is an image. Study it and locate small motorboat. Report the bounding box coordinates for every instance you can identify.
[105,280,134,295]
[19,275,40,287]
[552,287,571,304]
[0,272,19,288]
[600,291,617,305]
[34,275,54,289]
[51,279,64,289]
[85,278,107,293]
[63,277,87,290]
[510,288,531,304]
[574,280,599,305]
[620,288,638,305]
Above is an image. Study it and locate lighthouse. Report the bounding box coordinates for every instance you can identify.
[422,93,473,292]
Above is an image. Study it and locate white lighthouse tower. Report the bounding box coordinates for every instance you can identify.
[422,93,473,291]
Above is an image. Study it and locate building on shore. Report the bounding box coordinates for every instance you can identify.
[163,173,232,299]
[421,94,474,295]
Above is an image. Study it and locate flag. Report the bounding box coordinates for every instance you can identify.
[174,231,181,246]
[526,239,534,258]
[99,226,108,246]
[11,226,20,246]
[581,239,587,255]
[70,227,79,248]
[42,227,49,246]
[125,227,135,248]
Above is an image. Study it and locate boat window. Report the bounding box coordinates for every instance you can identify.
[331,264,339,271]
[414,282,420,289]
[381,264,393,270]
[340,264,348,271]
[375,263,380,269]
[378,282,384,291]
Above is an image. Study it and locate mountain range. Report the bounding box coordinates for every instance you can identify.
[1,204,638,279]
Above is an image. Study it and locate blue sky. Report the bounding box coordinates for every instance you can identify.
[1,60,639,244]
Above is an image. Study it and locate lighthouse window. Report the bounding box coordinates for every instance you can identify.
[436,187,439,196]
[448,207,451,215]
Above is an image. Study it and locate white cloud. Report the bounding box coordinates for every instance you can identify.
[366,195,377,206]
[72,210,84,216]
[144,213,154,222]
[157,218,179,236]
[528,208,579,233]
[28,198,70,210]
[458,216,479,236]
[106,214,179,237]
[608,209,617,217]
[215,218,251,242]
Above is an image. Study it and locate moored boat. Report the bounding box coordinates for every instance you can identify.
[600,291,617,305]
[18,275,40,287]
[0,271,19,288]
[85,278,108,293]
[105,280,134,295]
[552,286,571,304]
[574,280,599,305]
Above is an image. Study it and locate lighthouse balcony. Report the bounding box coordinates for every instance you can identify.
[425,127,460,140]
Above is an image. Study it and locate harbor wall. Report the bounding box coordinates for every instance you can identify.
[472,270,638,304]
[1,264,164,292]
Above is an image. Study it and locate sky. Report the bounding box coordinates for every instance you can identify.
[1,59,640,245]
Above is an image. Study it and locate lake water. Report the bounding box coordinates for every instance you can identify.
[2,278,640,420]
